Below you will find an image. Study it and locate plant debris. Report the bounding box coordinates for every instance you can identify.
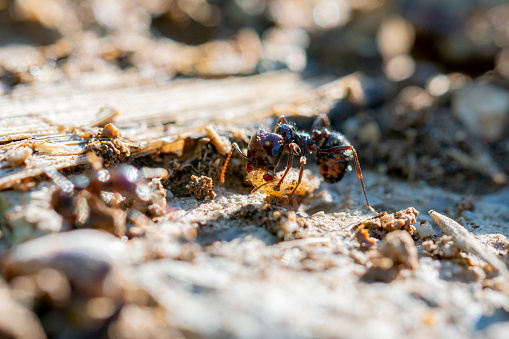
[186,175,216,200]
[429,210,508,275]
[358,207,419,242]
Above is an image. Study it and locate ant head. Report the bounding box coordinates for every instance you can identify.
[247,131,284,172]
[275,124,295,143]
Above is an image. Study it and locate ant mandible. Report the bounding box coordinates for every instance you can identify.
[220,115,377,215]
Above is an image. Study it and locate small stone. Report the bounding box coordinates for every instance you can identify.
[357,121,381,145]
[452,85,509,142]
[2,229,128,297]
[415,220,435,239]
[0,280,46,339]
[379,231,419,270]
[312,211,325,217]
[5,146,32,167]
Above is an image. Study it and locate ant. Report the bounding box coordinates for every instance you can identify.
[49,164,169,236]
[221,115,377,214]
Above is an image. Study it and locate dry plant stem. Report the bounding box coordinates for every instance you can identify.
[429,210,508,275]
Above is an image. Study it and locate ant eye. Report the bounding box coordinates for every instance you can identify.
[263,173,274,181]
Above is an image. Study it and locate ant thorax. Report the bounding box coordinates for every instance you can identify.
[275,124,294,142]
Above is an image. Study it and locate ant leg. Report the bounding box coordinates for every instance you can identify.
[320,145,377,215]
[311,113,332,131]
[275,143,300,189]
[273,116,288,132]
[251,180,272,193]
[283,156,306,204]
[221,143,248,183]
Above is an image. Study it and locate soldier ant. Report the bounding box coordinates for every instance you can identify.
[221,115,377,214]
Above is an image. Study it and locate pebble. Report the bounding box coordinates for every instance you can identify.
[452,85,509,142]
[0,280,46,339]
[415,220,435,239]
[379,231,419,270]
[2,229,128,297]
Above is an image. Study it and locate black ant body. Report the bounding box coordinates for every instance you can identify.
[221,115,377,214]
[312,114,376,214]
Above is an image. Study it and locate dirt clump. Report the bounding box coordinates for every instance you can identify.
[186,175,216,200]
[357,207,419,244]
[423,235,461,259]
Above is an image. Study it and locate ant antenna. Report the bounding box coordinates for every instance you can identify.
[221,143,248,183]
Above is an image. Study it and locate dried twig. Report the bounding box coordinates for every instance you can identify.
[429,210,508,275]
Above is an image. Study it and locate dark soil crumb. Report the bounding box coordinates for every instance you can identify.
[186,175,216,200]
[84,127,134,166]
[457,196,476,214]
[379,231,419,270]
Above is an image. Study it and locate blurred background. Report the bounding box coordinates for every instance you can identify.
[1,0,509,193]
[2,2,509,339]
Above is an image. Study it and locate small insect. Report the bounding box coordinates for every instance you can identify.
[221,115,377,214]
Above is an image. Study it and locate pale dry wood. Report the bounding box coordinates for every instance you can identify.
[0,71,360,190]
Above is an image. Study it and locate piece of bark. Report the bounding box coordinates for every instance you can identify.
[0,71,363,191]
